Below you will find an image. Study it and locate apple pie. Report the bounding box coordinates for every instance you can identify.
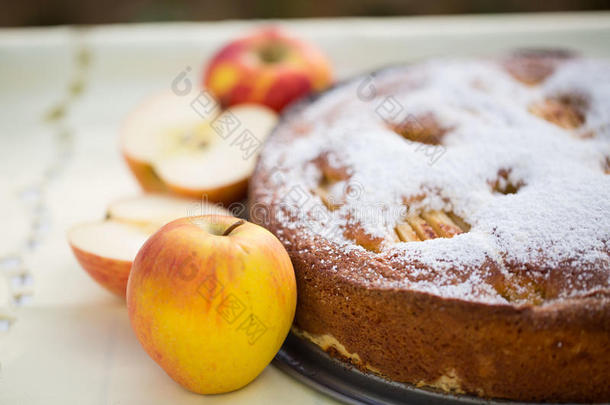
[250,50,610,402]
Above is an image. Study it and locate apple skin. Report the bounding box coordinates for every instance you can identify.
[126,215,297,394]
[70,244,131,297]
[204,27,333,112]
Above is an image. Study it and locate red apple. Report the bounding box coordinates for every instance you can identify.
[204,27,333,112]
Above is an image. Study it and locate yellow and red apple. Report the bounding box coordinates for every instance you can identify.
[120,91,277,204]
[68,195,230,297]
[204,27,333,112]
[126,215,297,394]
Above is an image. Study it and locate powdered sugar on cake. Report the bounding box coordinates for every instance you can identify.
[254,56,610,304]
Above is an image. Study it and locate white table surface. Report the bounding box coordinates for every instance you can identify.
[1,12,609,404]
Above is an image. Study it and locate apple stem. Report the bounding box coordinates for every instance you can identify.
[222,219,245,236]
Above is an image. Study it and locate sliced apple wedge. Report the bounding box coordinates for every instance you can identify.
[68,220,149,297]
[107,194,230,230]
[68,194,232,297]
[121,91,278,203]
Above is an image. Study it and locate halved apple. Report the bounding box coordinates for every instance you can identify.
[121,91,278,204]
[68,194,231,297]
[68,220,149,297]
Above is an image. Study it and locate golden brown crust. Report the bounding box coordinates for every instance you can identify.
[282,231,610,402]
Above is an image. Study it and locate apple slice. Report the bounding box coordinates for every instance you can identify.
[68,194,232,297]
[107,194,230,230]
[121,91,278,203]
[68,220,149,297]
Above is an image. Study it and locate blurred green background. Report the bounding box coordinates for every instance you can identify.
[1,0,609,26]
